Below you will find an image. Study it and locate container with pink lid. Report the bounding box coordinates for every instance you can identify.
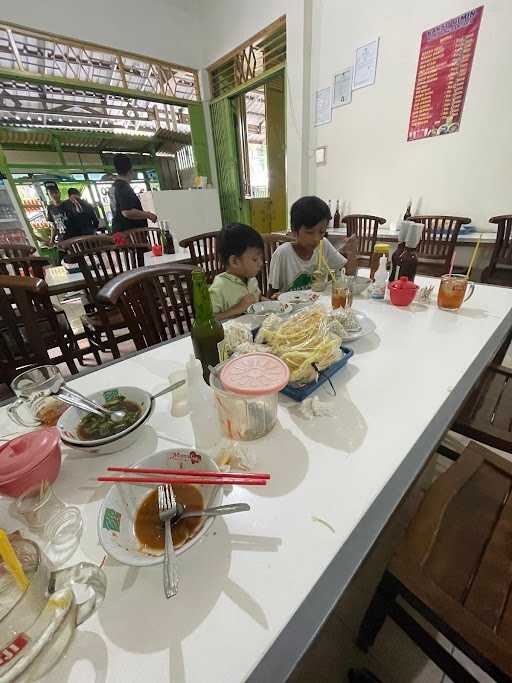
[211,353,289,440]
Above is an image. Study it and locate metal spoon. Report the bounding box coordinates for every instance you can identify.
[172,502,250,524]
[151,380,186,401]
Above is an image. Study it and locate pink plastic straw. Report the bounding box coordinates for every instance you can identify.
[448,250,456,276]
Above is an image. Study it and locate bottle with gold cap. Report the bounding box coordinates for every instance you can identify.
[369,243,390,280]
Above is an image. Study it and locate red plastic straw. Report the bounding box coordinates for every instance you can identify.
[97,475,267,486]
[107,466,270,480]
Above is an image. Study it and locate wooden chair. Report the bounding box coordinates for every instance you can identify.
[96,263,195,350]
[260,233,295,294]
[0,274,79,385]
[453,363,512,454]
[0,242,36,258]
[357,440,512,682]
[123,227,174,251]
[0,255,49,279]
[481,215,512,286]
[75,245,140,358]
[342,214,386,265]
[179,231,221,284]
[412,215,471,276]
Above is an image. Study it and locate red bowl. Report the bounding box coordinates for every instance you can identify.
[389,283,419,307]
[0,428,61,497]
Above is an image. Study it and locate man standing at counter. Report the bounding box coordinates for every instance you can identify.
[109,153,157,233]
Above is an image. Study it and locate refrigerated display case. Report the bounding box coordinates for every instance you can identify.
[0,173,34,245]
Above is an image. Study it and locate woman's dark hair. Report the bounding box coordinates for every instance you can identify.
[217,223,264,266]
[68,187,80,197]
[113,153,132,175]
[290,196,331,232]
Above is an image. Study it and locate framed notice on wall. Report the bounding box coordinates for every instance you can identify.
[407,6,483,142]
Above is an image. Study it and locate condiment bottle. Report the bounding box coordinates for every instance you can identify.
[191,270,225,384]
[327,199,332,228]
[186,355,221,451]
[389,221,410,283]
[371,254,388,300]
[333,200,341,229]
[398,224,422,282]
[369,243,390,280]
[403,202,412,221]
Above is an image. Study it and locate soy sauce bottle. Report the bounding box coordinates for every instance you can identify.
[191,270,224,384]
[389,221,409,283]
[397,231,419,282]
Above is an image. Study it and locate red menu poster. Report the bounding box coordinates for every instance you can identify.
[407,6,483,141]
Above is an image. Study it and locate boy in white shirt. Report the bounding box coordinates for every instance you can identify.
[268,196,356,294]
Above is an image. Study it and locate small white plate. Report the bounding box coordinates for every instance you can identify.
[342,310,376,342]
[247,301,293,316]
[98,448,223,567]
[277,290,320,307]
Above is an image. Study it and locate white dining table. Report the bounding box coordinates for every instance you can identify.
[1,275,511,683]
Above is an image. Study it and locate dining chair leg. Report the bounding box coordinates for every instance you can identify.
[356,571,399,653]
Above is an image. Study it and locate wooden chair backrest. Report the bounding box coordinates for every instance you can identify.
[412,215,471,272]
[123,227,173,250]
[0,243,36,258]
[96,263,195,350]
[75,245,140,302]
[260,233,295,293]
[0,274,76,384]
[57,234,113,255]
[485,215,512,275]
[342,214,386,257]
[0,255,49,279]
[179,231,221,284]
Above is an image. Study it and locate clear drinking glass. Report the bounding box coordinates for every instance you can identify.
[437,274,475,310]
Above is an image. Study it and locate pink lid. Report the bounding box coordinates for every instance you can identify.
[219,353,290,396]
[0,428,59,484]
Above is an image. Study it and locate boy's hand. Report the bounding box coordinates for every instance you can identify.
[341,234,358,276]
[237,293,258,313]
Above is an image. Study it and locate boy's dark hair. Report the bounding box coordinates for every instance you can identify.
[217,223,264,266]
[290,196,331,232]
[68,187,80,197]
[113,153,132,175]
[45,182,59,193]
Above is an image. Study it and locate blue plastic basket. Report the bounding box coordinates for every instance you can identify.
[280,346,354,401]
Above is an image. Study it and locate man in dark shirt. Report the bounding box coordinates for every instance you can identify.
[46,183,68,243]
[109,154,157,233]
[64,188,99,237]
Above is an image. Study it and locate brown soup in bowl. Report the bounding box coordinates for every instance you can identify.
[134,484,204,551]
[77,398,141,441]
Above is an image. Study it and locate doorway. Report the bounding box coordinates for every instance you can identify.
[234,73,286,233]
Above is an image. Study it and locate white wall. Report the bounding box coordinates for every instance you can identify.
[3,0,202,68]
[196,0,310,211]
[307,0,510,230]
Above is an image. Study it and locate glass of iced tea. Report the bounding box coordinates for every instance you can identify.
[437,274,475,311]
[331,279,353,309]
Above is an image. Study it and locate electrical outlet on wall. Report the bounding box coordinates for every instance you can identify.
[315,146,327,165]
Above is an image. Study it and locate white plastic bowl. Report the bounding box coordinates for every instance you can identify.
[57,386,152,447]
[98,448,222,566]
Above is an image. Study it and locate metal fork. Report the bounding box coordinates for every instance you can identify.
[157,484,179,598]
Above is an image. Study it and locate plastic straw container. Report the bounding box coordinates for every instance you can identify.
[211,354,289,441]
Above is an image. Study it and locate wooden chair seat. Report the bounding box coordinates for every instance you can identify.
[357,441,512,682]
[81,308,126,330]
